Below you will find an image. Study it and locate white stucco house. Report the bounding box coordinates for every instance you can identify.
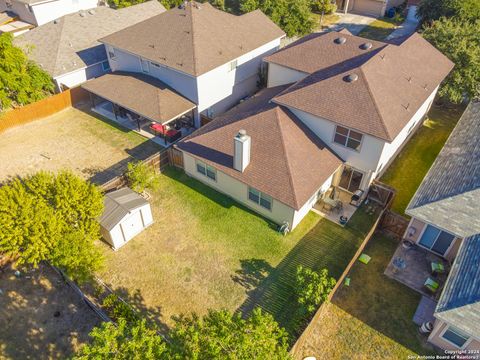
[0,0,98,29]
[176,30,453,230]
[92,1,285,127]
[14,1,165,91]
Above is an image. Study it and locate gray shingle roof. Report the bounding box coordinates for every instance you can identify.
[406,100,480,238]
[99,187,149,231]
[14,2,165,77]
[435,234,480,337]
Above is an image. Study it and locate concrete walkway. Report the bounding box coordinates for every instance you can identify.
[386,6,419,40]
[329,13,377,35]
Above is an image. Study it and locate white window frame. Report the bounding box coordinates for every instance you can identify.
[333,125,363,152]
[140,58,149,73]
[440,325,471,349]
[248,187,272,211]
[196,161,216,181]
[416,223,457,258]
[101,60,110,71]
[228,59,238,72]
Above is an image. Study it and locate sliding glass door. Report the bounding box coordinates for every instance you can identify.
[418,225,455,256]
[339,167,363,193]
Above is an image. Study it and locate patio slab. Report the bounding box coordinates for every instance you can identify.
[384,242,449,299]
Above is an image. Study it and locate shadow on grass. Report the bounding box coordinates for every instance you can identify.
[331,233,434,355]
[235,205,379,341]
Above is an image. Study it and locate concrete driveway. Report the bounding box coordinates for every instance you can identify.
[329,13,377,35]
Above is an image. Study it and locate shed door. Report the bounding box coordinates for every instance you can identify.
[121,211,144,242]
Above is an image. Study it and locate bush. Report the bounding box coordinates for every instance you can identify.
[126,161,160,194]
[311,0,337,15]
[295,265,336,315]
[102,293,140,324]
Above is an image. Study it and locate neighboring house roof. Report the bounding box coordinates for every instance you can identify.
[266,31,454,142]
[406,101,480,238]
[99,187,149,231]
[82,71,196,123]
[100,1,285,77]
[14,2,165,78]
[176,86,343,210]
[435,234,480,338]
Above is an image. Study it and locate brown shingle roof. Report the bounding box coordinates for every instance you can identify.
[176,86,343,210]
[81,71,195,123]
[100,1,285,77]
[267,32,454,141]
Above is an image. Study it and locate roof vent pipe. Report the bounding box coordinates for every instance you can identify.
[334,37,347,45]
[360,42,373,50]
[234,130,251,173]
[344,74,359,83]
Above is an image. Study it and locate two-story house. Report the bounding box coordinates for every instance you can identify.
[176,30,453,230]
[0,0,98,29]
[82,1,285,128]
[402,100,480,351]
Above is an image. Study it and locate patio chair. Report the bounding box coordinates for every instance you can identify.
[431,261,445,275]
[424,277,439,293]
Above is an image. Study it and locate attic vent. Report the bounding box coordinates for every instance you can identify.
[334,37,347,45]
[88,9,95,15]
[360,42,372,50]
[53,19,59,24]
[344,73,358,83]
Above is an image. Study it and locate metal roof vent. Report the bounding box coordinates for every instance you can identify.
[88,9,95,15]
[53,19,59,24]
[334,37,347,45]
[344,74,359,83]
[79,11,86,17]
[360,42,373,50]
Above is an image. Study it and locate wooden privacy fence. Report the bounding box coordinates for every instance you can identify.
[0,87,90,134]
[380,210,410,240]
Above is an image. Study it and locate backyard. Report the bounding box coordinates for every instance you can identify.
[0,263,100,359]
[381,103,465,215]
[292,234,434,359]
[97,167,380,339]
[0,107,161,184]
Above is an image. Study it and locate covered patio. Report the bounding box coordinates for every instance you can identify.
[82,72,196,148]
[313,186,362,226]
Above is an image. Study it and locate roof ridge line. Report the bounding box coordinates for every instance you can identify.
[358,64,392,141]
[50,17,67,76]
[189,1,199,76]
[274,106,299,208]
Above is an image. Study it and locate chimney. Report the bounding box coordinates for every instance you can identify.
[233,130,251,172]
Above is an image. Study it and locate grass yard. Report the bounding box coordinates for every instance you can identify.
[0,263,100,360]
[0,107,160,184]
[381,103,465,215]
[293,234,433,359]
[312,12,341,30]
[98,168,380,339]
[357,17,402,41]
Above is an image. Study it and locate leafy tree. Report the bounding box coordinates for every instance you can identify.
[0,33,54,110]
[0,171,104,282]
[240,0,315,37]
[74,318,167,360]
[126,161,160,194]
[422,18,480,103]
[295,266,336,314]
[102,293,140,324]
[310,0,336,15]
[169,308,291,359]
[159,0,183,9]
[417,0,480,24]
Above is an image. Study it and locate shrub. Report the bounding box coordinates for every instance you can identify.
[126,161,160,194]
[295,265,336,315]
[311,0,337,14]
[102,293,140,324]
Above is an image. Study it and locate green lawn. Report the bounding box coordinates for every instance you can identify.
[357,17,402,41]
[381,103,465,215]
[293,234,434,359]
[98,168,380,339]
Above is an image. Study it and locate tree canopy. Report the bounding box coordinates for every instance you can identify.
[0,33,54,110]
[417,0,480,24]
[295,266,336,314]
[423,18,480,103]
[0,171,104,282]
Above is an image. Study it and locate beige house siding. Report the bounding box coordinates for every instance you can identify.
[402,217,462,261]
[353,0,386,16]
[428,320,480,351]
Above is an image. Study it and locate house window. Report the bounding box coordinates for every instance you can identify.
[228,59,238,72]
[441,326,470,348]
[248,187,272,211]
[108,48,116,61]
[141,58,149,73]
[196,161,216,181]
[101,60,110,71]
[333,125,363,151]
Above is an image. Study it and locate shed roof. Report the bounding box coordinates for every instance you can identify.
[435,234,480,337]
[81,71,196,123]
[100,1,285,76]
[406,100,480,238]
[99,188,149,231]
